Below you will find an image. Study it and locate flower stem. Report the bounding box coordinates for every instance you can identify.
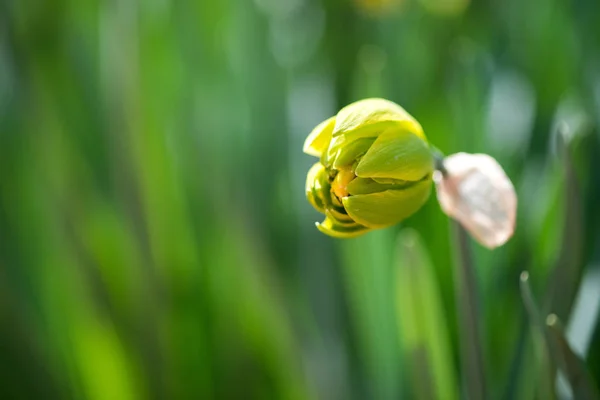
[452,220,486,400]
[431,147,447,175]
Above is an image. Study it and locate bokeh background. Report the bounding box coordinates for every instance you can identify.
[1,0,600,398]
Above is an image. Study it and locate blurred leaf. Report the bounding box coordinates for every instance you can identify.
[1,0,600,398]
[546,314,600,400]
[395,228,458,400]
[341,229,402,400]
[74,315,142,400]
[521,271,600,399]
[451,222,486,399]
[543,123,586,321]
[519,271,555,400]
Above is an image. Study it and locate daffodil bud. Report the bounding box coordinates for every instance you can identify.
[434,152,517,249]
[303,98,434,238]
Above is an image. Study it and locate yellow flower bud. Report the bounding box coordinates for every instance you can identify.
[303,98,434,238]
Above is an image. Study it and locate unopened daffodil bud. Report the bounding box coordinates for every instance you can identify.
[434,152,517,249]
[303,98,434,238]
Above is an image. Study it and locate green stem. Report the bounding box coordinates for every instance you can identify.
[431,146,447,175]
[452,220,486,400]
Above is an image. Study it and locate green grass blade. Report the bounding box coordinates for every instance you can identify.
[396,228,458,400]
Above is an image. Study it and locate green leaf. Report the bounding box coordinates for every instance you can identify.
[545,314,600,400]
[521,272,599,399]
[520,271,556,400]
[395,229,458,400]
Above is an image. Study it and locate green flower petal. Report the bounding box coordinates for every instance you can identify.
[355,129,433,182]
[342,178,432,229]
[346,177,413,195]
[316,215,370,238]
[327,121,405,162]
[303,116,335,157]
[303,98,434,238]
[327,98,425,163]
[331,137,376,169]
[326,207,355,224]
[332,98,424,139]
[305,163,328,213]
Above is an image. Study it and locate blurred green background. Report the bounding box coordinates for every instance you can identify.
[1,0,600,398]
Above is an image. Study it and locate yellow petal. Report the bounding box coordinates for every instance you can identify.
[332,98,424,140]
[303,117,336,157]
[342,179,432,228]
[316,216,370,238]
[305,162,328,213]
[327,99,425,162]
[354,128,433,181]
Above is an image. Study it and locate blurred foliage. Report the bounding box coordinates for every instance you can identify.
[1,0,600,399]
